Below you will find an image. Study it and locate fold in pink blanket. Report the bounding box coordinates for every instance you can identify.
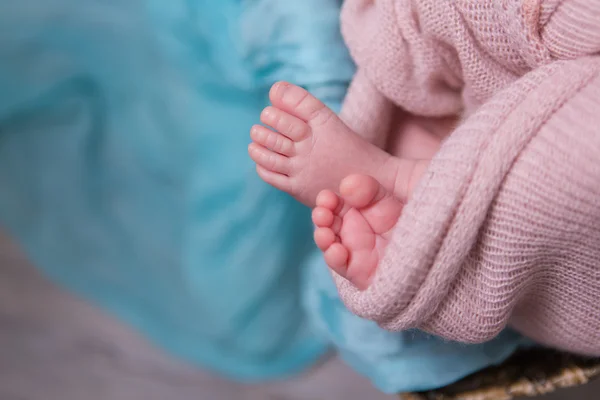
[337,0,600,356]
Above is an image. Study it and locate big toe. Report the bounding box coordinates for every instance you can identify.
[339,174,381,209]
[269,81,333,126]
[340,174,403,235]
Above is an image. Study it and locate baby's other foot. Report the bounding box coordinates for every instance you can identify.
[249,82,393,206]
[312,174,403,290]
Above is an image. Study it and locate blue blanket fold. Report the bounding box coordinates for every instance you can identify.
[0,0,526,392]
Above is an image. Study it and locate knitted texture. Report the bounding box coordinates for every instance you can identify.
[337,0,600,356]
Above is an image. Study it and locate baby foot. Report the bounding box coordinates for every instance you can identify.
[312,174,404,290]
[249,82,397,206]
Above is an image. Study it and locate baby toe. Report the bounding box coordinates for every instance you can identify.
[315,190,340,211]
[314,227,336,251]
[312,207,334,227]
[250,125,295,156]
[324,243,348,275]
[255,165,291,192]
[248,143,290,175]
[260,106,309,142]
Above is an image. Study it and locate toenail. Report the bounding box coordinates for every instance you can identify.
[263,107,280,125]
[271,81,289,98]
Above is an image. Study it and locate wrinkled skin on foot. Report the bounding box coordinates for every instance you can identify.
[249,82,439,289]
[312,175,404,290]
[249,81,396,207]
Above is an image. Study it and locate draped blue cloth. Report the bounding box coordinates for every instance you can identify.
[0,0,526,392]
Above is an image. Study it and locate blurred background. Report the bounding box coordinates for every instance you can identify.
[2,233,598,399]
[0,1,597,399]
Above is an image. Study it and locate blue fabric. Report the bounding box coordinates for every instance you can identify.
[0,0,339,379]
[303,253,530,393]
[0,0,526,393]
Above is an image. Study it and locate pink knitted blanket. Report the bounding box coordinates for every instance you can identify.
[337,0,600,356]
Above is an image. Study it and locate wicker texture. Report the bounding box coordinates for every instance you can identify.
[400,349,600,400]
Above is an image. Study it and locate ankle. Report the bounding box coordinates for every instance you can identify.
[379,156,429,202]
[404,159,430,201]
